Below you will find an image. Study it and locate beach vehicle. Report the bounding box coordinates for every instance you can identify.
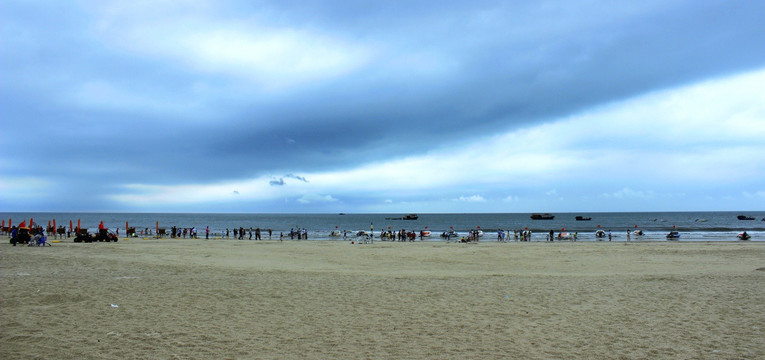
[73,229,93,243]
[575,216,591,221]
[557,232,574,240]
[737,232,751,241]
[666,231,681,240]
[94,228,119,242]
[633,230,644,236]
[595,230,606,239]
[737,215,755,220]
[531,213,555,220]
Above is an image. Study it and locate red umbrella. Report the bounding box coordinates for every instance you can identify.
[77,219,81,232]
[126,221,129,233]
[48,220,51,228]
[2,219,4,228]
[69,220,73,232]
[156,221,159,234]
[30,217,34,228]
[53,219,56,231]
[19,220,27,228]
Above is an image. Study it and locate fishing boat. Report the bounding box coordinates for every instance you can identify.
[666,231,680,240]
[575,216,591,221]
[386,214,419,220]
[737,215,755,220]
[530,213,555,220]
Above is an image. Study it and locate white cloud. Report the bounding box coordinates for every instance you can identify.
[297,194,338,204]
[456,195,486,202]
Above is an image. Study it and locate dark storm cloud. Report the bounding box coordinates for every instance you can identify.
[2,0,765,211]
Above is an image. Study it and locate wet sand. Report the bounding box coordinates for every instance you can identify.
[2,239,764,359]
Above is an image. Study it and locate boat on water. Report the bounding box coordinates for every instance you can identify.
[737,232,751,241]
[386,214,419,220]
[737,215,755,220]
[666,231,681,240]
[530,213,555,220]
[575,216,591,221]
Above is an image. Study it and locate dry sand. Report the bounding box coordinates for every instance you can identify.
[2,239,764,359]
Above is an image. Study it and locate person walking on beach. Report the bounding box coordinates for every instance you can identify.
[206,226,209,239]
[626,230,630,241]
[608,230,612,242]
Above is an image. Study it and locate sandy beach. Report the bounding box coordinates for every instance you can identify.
[2,239,764,359]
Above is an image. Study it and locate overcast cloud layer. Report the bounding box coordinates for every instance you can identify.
[2,0,764,213]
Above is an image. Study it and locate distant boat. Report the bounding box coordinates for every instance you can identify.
[575,216,591,221]
[403,214,418,220]
[338,213,346,215]
[737,215,755,220]
[694,218,708,222]
[666,231,681,240]
[531,213,555,220]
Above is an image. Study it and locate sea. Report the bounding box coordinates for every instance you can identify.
[2,211,764,242]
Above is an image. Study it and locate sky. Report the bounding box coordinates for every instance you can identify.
[2,0,765,213]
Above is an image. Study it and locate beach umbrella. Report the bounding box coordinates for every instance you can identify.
[126,221,129,233]
[156,221,159,234]
[30,218,34,228]
[77,219,81,233]
[19,220,27,228]
[53,219,56,230]
[69,220,73,232]
[1,219,4,228]
[48,220,51,228]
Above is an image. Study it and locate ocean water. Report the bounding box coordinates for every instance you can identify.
[2,211,763,242]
